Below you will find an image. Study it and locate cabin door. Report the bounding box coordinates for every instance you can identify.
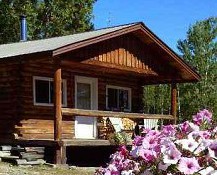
[75,76,98,139]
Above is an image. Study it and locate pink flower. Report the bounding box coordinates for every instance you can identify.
[142,135,158,150]
[209,141,217,158]
[176,138,199,152]
[95,109,216,175]
[179,121,191,133]
[133,136,143,146]
[138,149,156,162]
[119,145,128,158]
[162,145,181,164]
[188,131,211,140]
[158,161,171,171]
[200,131,211,139]
[194,139,212,155]
[146,130,161,137]
[141,128,151,134]
[141,170,153,175]
[130,146,140,158]
[105,164,119,175]
[178,157,201,174]
[199,166,217,175]
[162,125,176,137]
[193,109,212,125]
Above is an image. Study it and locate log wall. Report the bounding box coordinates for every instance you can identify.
[0,33,160,141]
[15,58,75,139]
[11,57,143,140]
[0,60,21,140]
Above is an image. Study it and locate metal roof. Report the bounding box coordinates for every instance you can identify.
[0,23,137,59]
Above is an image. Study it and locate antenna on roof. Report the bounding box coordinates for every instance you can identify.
[20,15,27,42]
[106,12,113,27]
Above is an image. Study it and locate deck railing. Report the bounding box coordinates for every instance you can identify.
[61,108,174,120]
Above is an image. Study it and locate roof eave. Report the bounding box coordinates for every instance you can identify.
[52,23,141,56]
[0,50,53,62]
[51,22,200,83]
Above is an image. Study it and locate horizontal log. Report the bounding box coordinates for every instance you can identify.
[20,133,74,140]
[20,153,44,161]
[62,108,175,120]
[16,159,45,165]
[24,147,45,153]
[0,145,12,151]
[62,139,111,146]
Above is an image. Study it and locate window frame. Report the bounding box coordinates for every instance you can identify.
[106,85,132,112]
[33,76,67,107]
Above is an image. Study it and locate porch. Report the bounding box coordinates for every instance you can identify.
[53,100,176,164]
[0,108,174,164]
[51,50,178,164]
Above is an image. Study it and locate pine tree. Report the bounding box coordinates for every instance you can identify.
[0,0,96,44]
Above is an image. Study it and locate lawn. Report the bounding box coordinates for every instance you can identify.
[0,162,95,175]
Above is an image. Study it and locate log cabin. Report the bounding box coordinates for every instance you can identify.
[0,21,200,164]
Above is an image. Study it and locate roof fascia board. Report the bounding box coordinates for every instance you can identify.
[0,50,52,62]
[52,24,141,56]
[138,24,201,81]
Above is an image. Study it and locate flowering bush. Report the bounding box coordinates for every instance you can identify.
[95,109,217,175]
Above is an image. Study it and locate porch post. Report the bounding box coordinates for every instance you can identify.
[54,60,64,164]
[54,66,62,141]
[171,83,177,124]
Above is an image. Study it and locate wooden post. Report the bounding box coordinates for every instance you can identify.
[54,144,67,165]
[54,66,62,141]
[54,60,64,164]
[171,83,177,124]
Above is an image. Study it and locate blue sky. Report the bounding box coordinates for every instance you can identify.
[93,0,217,53]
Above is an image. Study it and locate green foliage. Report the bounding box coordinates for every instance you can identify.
[0,0,96,44]
[108,131,131,145]
[143,84,170,115]
[177,17,217,121]
[143,18,217,122]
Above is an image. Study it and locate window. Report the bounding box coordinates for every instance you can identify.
[33,76,67,106]
[106,85,131,112]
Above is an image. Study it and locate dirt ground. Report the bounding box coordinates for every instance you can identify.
[0,162,96,175]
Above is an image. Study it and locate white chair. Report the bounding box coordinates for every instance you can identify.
[143,119,159,129]
[109,118,124,132]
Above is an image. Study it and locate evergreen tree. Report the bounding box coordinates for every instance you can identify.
[177,17,217,121]
[0,0,96,44]
[143,85,170,115]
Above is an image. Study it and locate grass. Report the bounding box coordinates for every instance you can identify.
[0,162,96,175]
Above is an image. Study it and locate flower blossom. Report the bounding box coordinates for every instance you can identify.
[178,157,201,175]
[138,149,156,162]
[176,138,199,152]
[140,170,153,175]
[162,125,176,137]
[193,109,212,125]
[209,141,217,159]
[162,144,181,164]
[179,121,191,133]
[194,139,212,155]
[132,136,143,146]
[95,109,215,175]
[199,166,217,175]
[158,161,171,171]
